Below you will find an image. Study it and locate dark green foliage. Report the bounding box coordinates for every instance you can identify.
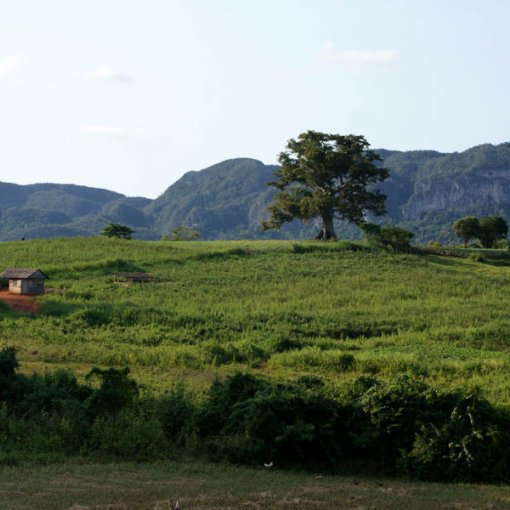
[194,373,510,481]
[85,367,139,416]
[0,347,22,404]
[453,216,481,248]
[263,131,389,240]
[170,225,201,241]
[88,408,168,460]
[402,391,510,482]
[478,216,508,248]
[361,223,415,252]
[99,223,135,239]
[159,383,197,447]
[197,373,268,439]
[3,346,510,482]
[452,215,508,248]
[0,347,18,379]
[198,374,346,466]
[346,376,428,463]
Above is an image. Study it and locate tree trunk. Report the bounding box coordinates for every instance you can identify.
[315,216,336,241]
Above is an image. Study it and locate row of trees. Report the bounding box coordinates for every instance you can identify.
[99,223,201,241]
[453,216,508,248]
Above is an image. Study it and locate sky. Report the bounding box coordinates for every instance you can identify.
[1,0,509,198]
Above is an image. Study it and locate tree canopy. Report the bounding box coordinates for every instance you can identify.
[478,216,508,248]
[262,131,389,240]
[170,225,201,241]
[100,223,135,240]
[452,216,481,248]
[452,215,508,248]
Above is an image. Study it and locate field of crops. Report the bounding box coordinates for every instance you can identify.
[1,237,510,404]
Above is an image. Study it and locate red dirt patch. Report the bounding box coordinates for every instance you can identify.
[0,289,39,314]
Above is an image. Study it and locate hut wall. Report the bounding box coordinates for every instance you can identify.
[9,279,23,294]
[8,278,44,295]
[27,278,45,295]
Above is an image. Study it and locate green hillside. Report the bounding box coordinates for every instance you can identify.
[2,238,510,484]
[0,237,509,403]
[145,158,316,239]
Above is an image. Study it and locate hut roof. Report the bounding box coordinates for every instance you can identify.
[0,268,48,279]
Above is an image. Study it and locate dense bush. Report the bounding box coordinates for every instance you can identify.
[361,223,415,252]
[2,347,510,482]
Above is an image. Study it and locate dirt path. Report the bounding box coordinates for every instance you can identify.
[0,289,39,314]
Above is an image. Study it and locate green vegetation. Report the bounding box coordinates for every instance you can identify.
[0,237,510,401]
[100,222,135,239]
[3,347,510,483]
[169,225,201,241]
[262,131,388,240]
[3,238,510,482]
[453,216,481,248]
[453,215,508,248]
[479,216,508,248]
[2,143,510,243]
[361,223,415,252]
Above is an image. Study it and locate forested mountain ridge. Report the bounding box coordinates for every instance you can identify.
[1,142,510,242]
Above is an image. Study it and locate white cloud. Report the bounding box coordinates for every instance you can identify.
[83,64,133,84]
[79,125,140,140]
[320,43,398,67]
[0,56,21,77]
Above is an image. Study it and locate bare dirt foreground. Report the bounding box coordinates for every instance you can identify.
[0,461,510,510]
[0,290,39,314]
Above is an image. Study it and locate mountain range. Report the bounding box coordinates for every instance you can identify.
[1,142,510,243]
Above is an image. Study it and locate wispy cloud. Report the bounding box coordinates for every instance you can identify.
[320,43,398,67]
[79,125,141,140]
[0,56,21,77]
[83,64,133,84]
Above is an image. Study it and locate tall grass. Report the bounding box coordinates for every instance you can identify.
[1,238,510,403]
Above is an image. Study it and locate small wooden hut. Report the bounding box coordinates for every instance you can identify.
[0,268,48,295]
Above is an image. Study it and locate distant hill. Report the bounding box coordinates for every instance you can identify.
[145,158,314,239]
[0,183,155,241]
[378,143,510,241]
[2,142,510,242]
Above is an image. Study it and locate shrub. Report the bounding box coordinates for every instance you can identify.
[200,376,347,466]
[345,376,428,463]
[361,223,415,252]
[468,252,486,263]
[159,382,197,447]
[401,391,510,482]
[88,408,168,460]
[85,367,139,416]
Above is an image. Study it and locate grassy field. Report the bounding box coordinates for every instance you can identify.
[2,460,510,510]
[1,237,510,404]
[3,238,510,506]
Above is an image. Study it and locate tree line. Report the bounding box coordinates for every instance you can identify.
[453,216,508,248]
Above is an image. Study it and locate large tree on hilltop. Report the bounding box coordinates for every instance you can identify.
[262,131,389,240]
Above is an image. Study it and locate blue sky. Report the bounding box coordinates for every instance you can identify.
[1,1,509,198]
